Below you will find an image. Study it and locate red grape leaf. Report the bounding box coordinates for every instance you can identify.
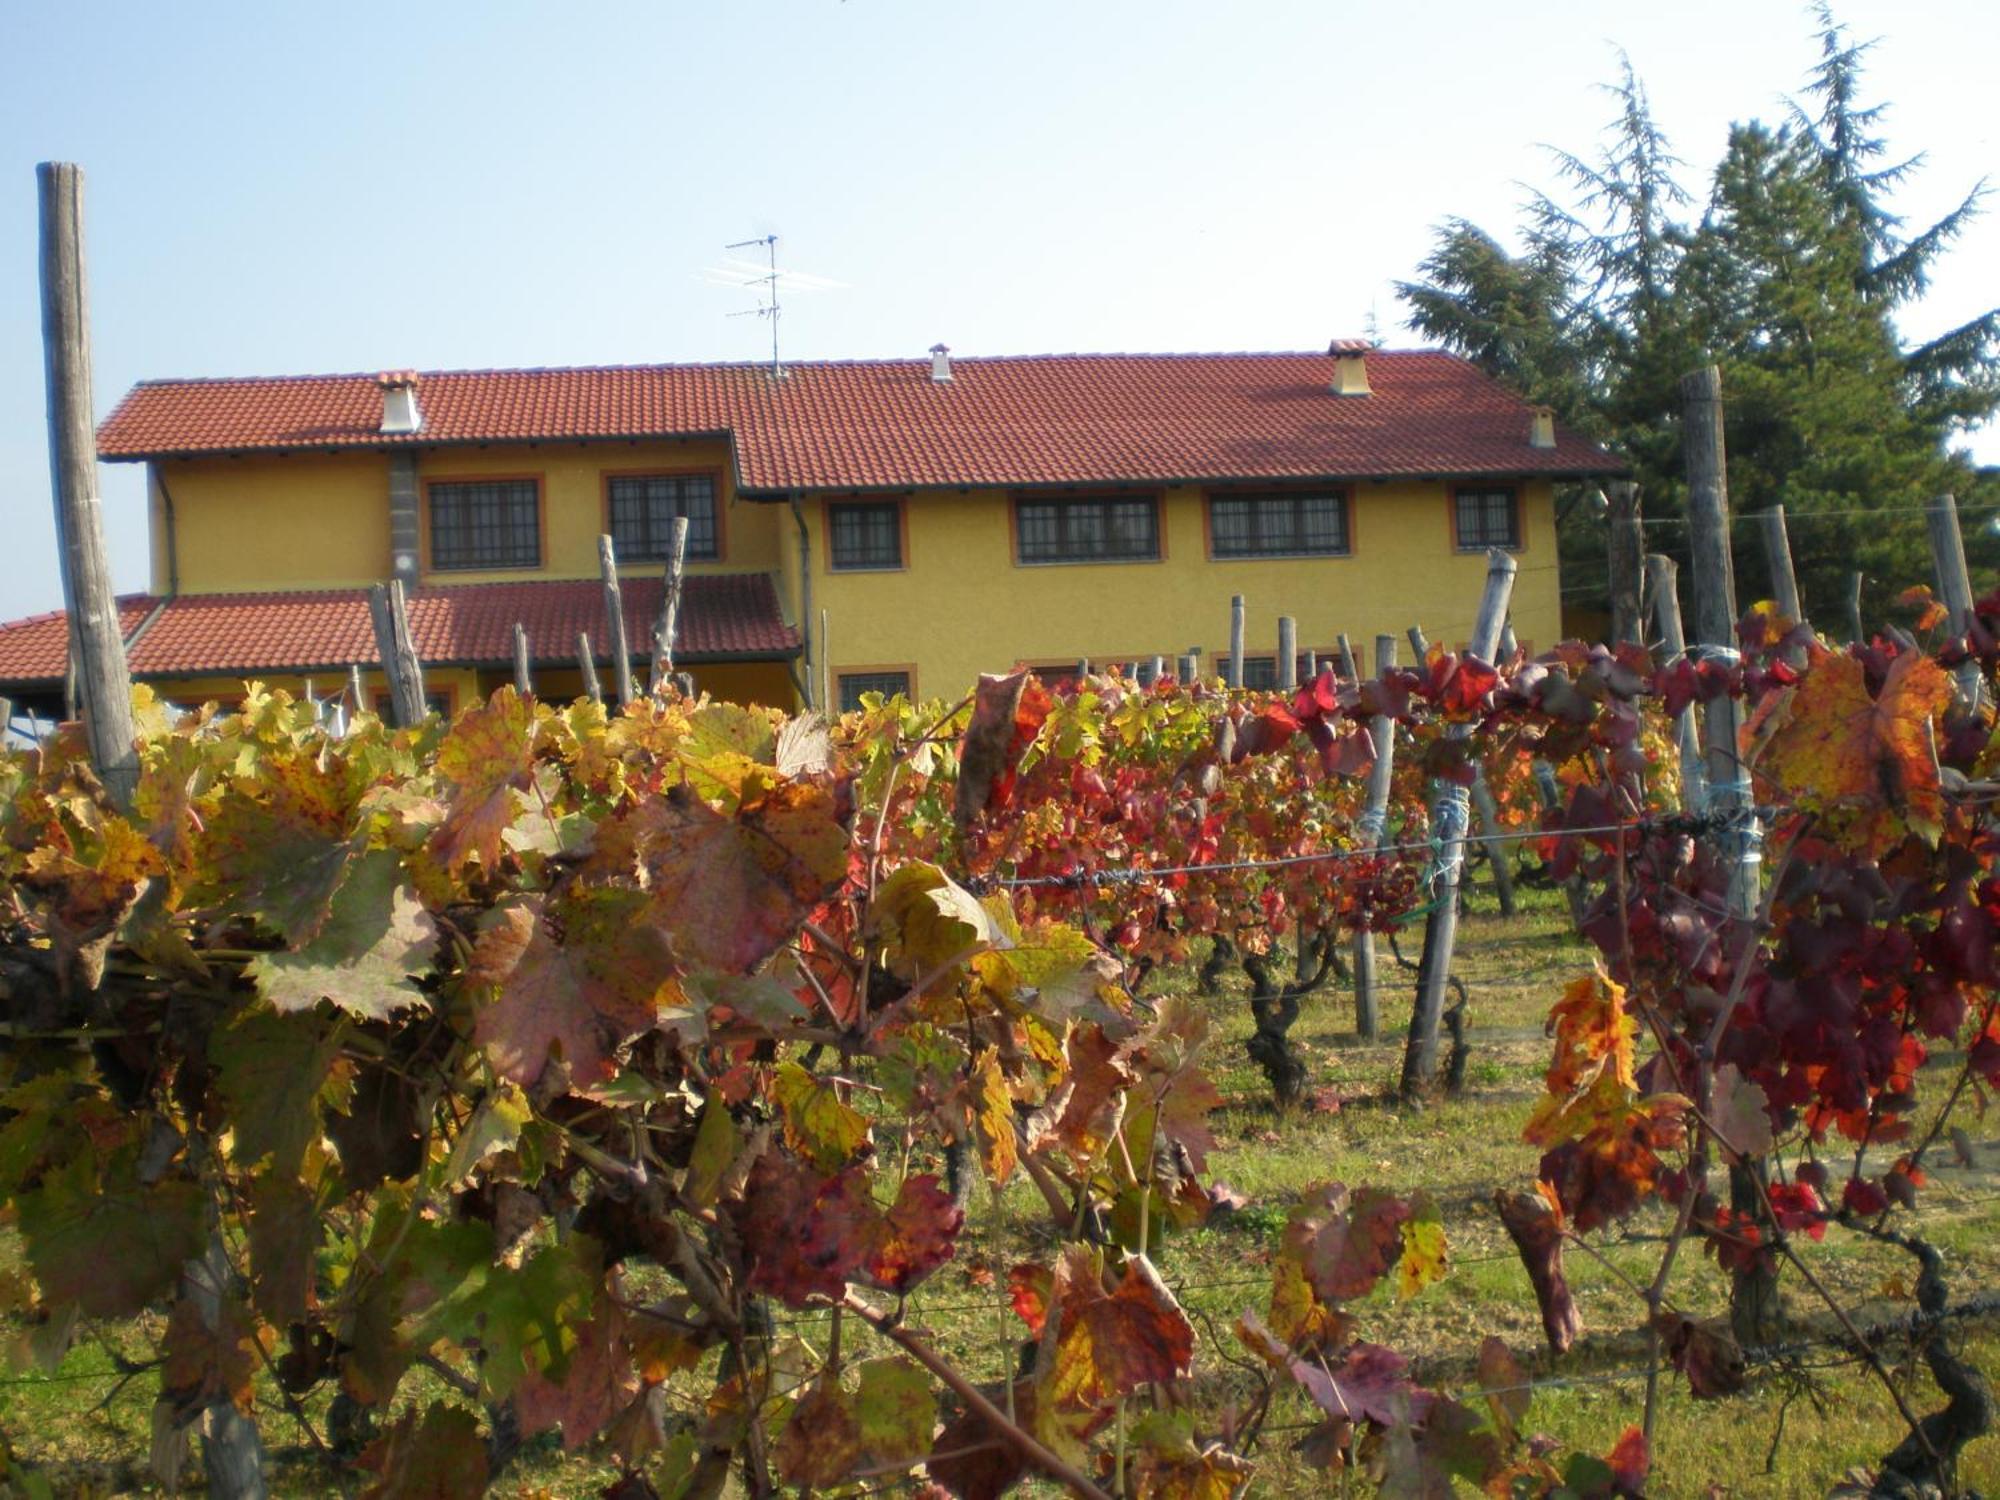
[737,1160,963,1306]
[246,849,437,1021]
[856,1173,965,1293]
[1036,1022,1134,1165]
[468,891,672,1093]
[512,1296,639,1452]
[1239,1312,1426,1428]
[956,670,1031,830]
[588,778,852,972]
[1476,1336,1530,1440]
[357,1402,489,1499]
[429,687,538,876]
[1283,1183,1411,1304]
[1044,1248,1194,1411]
[1652,1312,1746,1398]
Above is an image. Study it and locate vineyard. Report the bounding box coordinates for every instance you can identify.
[0,559,1997,1499]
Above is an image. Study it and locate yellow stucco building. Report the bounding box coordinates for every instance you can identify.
[0,344,1618,717]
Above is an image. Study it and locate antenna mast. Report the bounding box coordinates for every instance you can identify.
[726,234,783,381]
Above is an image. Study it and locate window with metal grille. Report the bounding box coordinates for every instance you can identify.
[1210,491,1350,557]
[1015,497,1159,564]
[828,501,903,570]
[838,671,911,711]
[429,480,540,570]
[1453,487,1521,550]
[607,474,720,562]
[1240,656,1279,689]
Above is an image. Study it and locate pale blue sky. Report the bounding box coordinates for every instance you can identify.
[3,1,1995,616]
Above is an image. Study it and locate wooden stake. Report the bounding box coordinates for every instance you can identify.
[1277,617,1297,690]
[598,534,634,707]
[1149,654,1165,685]
[1759,505,1807,667]
[1336,633,1357,681]
[1681,365,1755,918]
[1847,571,1866,645]
[348,663,365,712]
[1352,633,1398,1042]
[367,582,426,728]
[513,623,533,696]
[1407,624,1429,660]
[1926,493,1985,710]
[1302,650,1318,681]
[37,162,136,808]
[1227,595,1245,689]
[1471,772,1516,916]
[650,515,690,694]
[1401,552,1516,1102]
[1608,481,1643,646]
[1646,553,1705,809]
[578,631,601,704]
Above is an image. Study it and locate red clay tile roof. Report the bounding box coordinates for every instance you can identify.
[97,351,1621,485]
[0,575,797,686]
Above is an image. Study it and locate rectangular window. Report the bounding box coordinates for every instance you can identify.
[828,501,903,570]
[837,670,911,711]
[1240,656,1279,690]
[1210,491,1350,557]
[1016,496,1159,564]
[607,474,719,563]
[429,479,540,570]
[1453,487,1521,551]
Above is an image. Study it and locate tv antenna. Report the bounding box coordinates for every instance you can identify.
[702,236,845,381]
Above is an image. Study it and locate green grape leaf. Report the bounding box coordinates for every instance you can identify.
[1130,1408,1258,1500]
[195,754,362,945]
[246,849,437,1020]
[682,1099,740,1210]
[854,1356,934,1468]
[468,891,673,1093]
[430,687,538,877]
[771,1061,871,1170]
[211,1006,343,1178]
[443,1082,533,1189]
[16,1157,204,1319]
[357,1402,489,1499]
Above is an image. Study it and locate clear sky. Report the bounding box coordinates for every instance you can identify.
[2,1,1994,617]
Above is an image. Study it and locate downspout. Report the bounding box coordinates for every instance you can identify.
[790,493,815,710]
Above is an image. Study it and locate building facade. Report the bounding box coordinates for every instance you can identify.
[0,344,1619,719]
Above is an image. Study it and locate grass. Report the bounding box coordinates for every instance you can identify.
[2,880,1996,1496]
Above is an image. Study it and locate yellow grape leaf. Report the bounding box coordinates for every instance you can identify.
[970,1046,1018,1185]
[770,1062,870,1170]
[870,863,1000,981]
[429,687,537,877]
[1395,1200,1449,1299]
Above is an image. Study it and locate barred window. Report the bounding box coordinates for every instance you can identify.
[1016,496,1159,564]
[607,474,720,563]
[1453,487,1521,550]
[829,501,903,570]
[429,480,540,570]
[1240,656,1279,689]
[1210,491,1350,557]
[838,671,910,711]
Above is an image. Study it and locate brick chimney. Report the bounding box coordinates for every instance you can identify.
[378,371,423,434]
[1329,338,1371,397]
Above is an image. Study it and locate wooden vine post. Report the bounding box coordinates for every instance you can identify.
[651,515,691,695]
[1607,480,1643,646]
[1646,553,1706,810]
[1227,594,1245,689]
[1399,552,1517,1102]
[513,623,533,696]
[1351,633,1397,1042]
[1926,493,1985,711]
[1846,570,1866,645]
[1277,616,1297,690]
[598,534,635,707]
[577,632,602,704]
[38,161,137,808]
[366,581,427,728]
[1759,504,1807,669]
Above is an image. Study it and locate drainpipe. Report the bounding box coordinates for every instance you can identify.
[790,493,815,710]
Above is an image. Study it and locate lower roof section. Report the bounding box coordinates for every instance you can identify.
[0,573,800,687]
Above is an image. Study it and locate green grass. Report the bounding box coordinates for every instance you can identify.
[3,881,1996,1496]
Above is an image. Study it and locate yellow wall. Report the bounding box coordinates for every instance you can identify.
[809,480,1562,701]
[153,438,779,593]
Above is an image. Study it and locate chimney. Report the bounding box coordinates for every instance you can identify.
[378,371,423,434]
[1328,338,1371,397]
[929,343,952,383]
[1529,405,1556,449]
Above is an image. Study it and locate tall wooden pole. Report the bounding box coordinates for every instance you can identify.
[577,632,602,705]
[1607,481,1643,646]
[1759,505,1808,671]
[1681,366,1755,918]
[1646,553,1705,810]
[368,582,427,728]
[37,162,136,808]
[1352,633,1398,1042]
[1926,494,1985,711]
[650,515,690,694]
[513,623,533,696]
[1335,633,1357,682]
[1227,595,1245,690]
[1401,552,1516,1101]
[1277,617,1297,690]
[598,534,635,707]
[1846,571,1866,645]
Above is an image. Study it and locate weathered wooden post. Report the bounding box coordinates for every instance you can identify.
[577,632,602,704]
[1302,649,1318,681]
[1336,633,1357,682]
[1470,771,1516,916]
[1608,481,1643,646]
[1400,552,1516,1102]
[1646,553,1705,810]
[1759,505,1808,669]
[1148,654,1165,685]
[348,663,365,713]
[38,162,136,807]
[1499,618,1519,658]
[367,581,426,728]
[1352,633,1398,1042]
[1227,595,1245,689]
[1277,617,1297,690]
[598,535,635,707]
[649,516,689,694]
[513,623,533,696]
[1927,494,1985,710]
[1407,624,1429,660]
[1846,571,1866,645]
